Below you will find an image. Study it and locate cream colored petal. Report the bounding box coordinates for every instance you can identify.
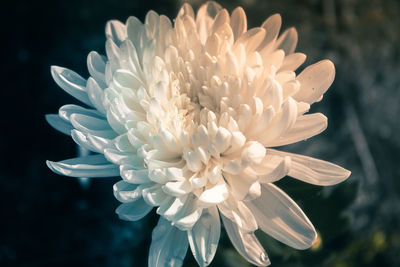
[280,52,306,72]
[149,217,188,267]
[187,207,220,267]
[294,60,335,104]
[221,214,270,266]
[267,149,351,185]
[230,7,247,41]
[196,1,222,44]
[198,183,229,206]
[275,27,298,55]
[260,97,298,146]
[218,195,257,232]
[246,183,317,249]
[267,113,327,147]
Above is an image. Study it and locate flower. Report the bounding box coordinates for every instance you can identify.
[46,1,351,266]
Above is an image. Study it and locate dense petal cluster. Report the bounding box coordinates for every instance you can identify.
[46,2,350,266]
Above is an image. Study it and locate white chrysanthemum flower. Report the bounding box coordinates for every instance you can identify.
[46,2,351,266]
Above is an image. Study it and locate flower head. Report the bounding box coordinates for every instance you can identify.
[47,2,350,266]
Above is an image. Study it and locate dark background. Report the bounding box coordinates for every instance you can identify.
[3,0,400,266]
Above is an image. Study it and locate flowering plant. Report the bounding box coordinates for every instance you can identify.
[47,2,350,266]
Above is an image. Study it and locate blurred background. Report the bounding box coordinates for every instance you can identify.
[3,0,400,266]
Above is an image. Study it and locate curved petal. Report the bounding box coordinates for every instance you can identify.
[246,183,317,249]
[218,195,257,232]
[187,206,220,267]
[105,20,127,46]
[196,1,222,44]
[294,60,335,104]
[149,217,189,267]
[46,155,119,177]
[115,197,153,221]
[45,114,73,135]
[221,214,270,266]
[267,149,351,185]
[230,7,247,41]
[275,27,298,55]
[51,66,93,107]
[86,78,107,114]
[267,113,327,147]
[87,51,107,88]
[113,180,142,203]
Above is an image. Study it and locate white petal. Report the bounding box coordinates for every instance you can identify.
[260,97,297,146]
[267,149,351,185]
[113,180,142,203]
[163,180,192,197]
[218,195,257,232]
[142,183,169,207]
[120,165,150,183]
[187,207,220,267]
[104,148,141,166]
[246,183,317,249]
[221,214,270,266]
[105,20,127,45]
[86,78,106,114]
[70,113,117,139]
[71,130,101,153]
[267,113,327,147]
[149,217,188,267]
[46,155,119,177]
[115,197,153,221]
[294,60,335,104]
[58,104,104,122]
[50,66,93,107]
[256,155,291,183]
[198,183,229,206]
[241,142,266,166]
[45,114,73,135]
[87,51,107,88]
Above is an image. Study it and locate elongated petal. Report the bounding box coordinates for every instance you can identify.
[47,155,119,177]
[294,60,335,104]
[187,207,220,267]
[267,149,351,185]
[106,20,127,46]
[87,51,107,87]
[115,197,153,221]
[46,114,73,135]
[149,217,189,267]
[113,180,142,203]
[260,97,297,146]
[230,7,247,40]
[246,183,316,249]
[86,78,107,114]
[218,195,257,232]
[51,66,93,107]
[275,27,297,55]
[221,214,270,266]
[58,104,104,122]
[267,113,327,147]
